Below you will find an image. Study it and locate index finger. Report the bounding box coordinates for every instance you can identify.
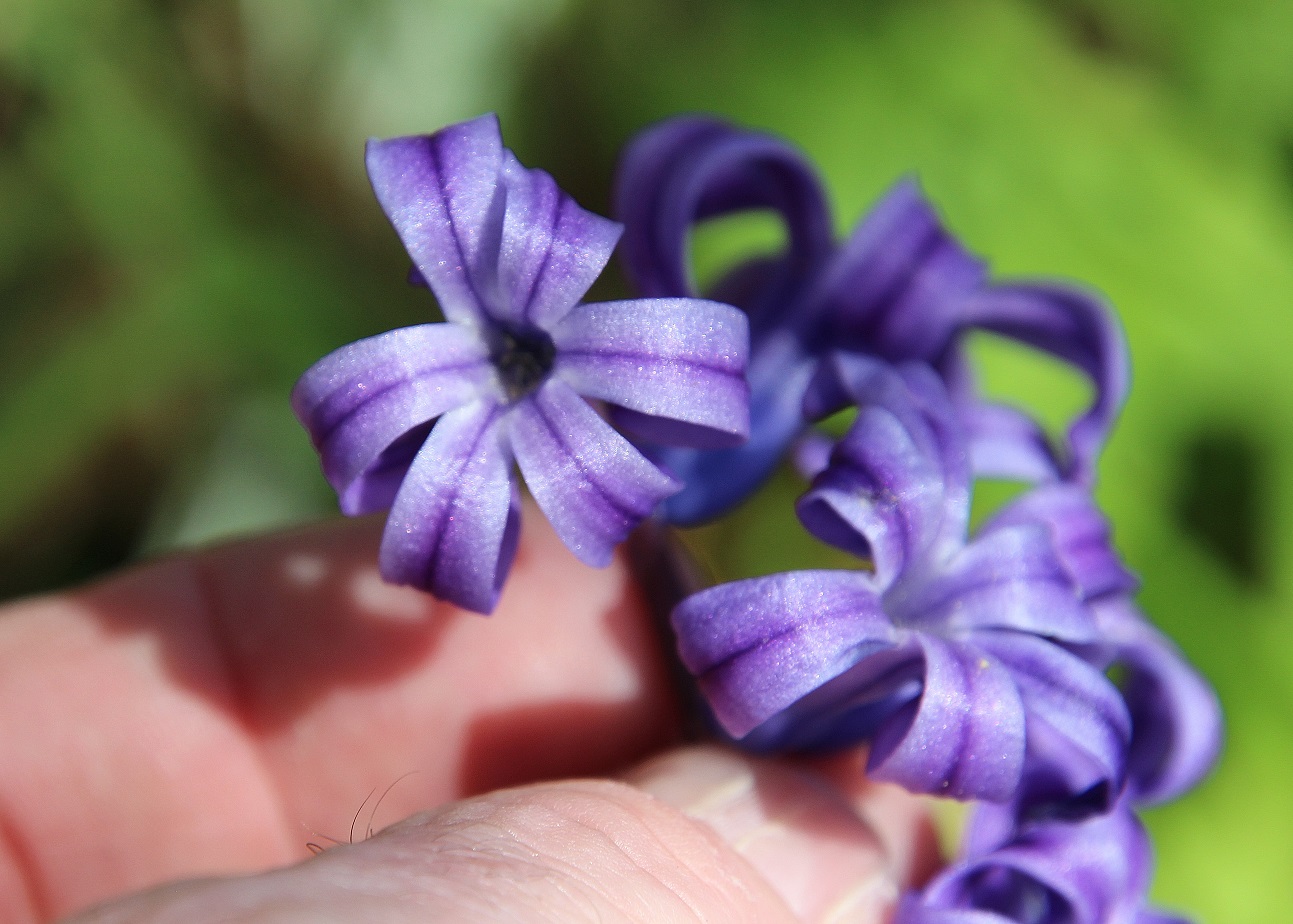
[0,505,682,920]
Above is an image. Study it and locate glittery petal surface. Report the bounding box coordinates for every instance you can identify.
[493,152,623,328]
[551,297,750,448]
[377,399,518,614]
[671,569,897,738]
[364,115,505,325]
[867,634,1026,802]
[509,378,680,568]
[290,323,492,514]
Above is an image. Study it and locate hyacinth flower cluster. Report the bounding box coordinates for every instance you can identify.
[293,113,1221,923]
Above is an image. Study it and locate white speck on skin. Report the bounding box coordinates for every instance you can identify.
[284,553,327,588]
[350,568,426,621]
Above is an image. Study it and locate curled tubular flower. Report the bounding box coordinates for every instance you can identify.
[896,800,1189,924]
[293,114,750,613]
[987,487,1222,808]
[615,116,1127,523]
[671,355,1129,803]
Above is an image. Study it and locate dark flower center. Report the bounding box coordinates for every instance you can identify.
[490,322,556,400]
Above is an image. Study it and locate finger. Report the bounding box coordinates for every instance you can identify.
[69,746,917,924]
[801,749,945,889]
[0,506,681,921]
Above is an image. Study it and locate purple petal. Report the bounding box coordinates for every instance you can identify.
[976,631,1131,810]
[810,178,987,361]
[365,115,506,325]
[509,378,680,567]
[550,297,750,448]
[897,524,1095,642]
[614,116,833,301]
[984,484,1139,602]
[798,360,969,585]
[290,323,492,514]
[1094,599,1222,806]
[868,635,1026,802]
[494,152,622,328]
[961,400,1063,484]
[649,335,817,524]
[378,400,519,614]
[671,570,898,737]
[959,283,1129,485]
[912,803,1153,924]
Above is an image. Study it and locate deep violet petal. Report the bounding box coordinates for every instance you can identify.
[959,282,1129,485]
[614,115,833,302]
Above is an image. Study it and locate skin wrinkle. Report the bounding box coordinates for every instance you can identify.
[406,783,749,923]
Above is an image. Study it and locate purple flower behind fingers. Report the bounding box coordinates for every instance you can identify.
[671,355,1129,803]
[897,800,1190,924]
[616,116,1127,523]
[984,486,1223,808]
[293,114,750,613]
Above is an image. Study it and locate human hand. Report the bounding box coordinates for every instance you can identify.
[0,507,939,923]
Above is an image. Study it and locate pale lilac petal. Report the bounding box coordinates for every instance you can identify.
[510,378,680,567]
[868,635,1026,802]
[960,283,1129,485]
[365,115,505,325]
[1094,599,1222,806]
[550,297,750,448]
[798,361,968,585]
[908,803,1154,924]
[494,152,622,328]
[614,115,833,301]
[962,400,1063,483]
[790,430,836,481]
[985,484,1138,602]
[810,178,987,361]
[671,570,898,738]
[290,323,492,514]
[977,631,1131,809]
[378,400,518,614]
[898,525,1095,642]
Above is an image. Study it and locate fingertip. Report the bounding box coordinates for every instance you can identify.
[627,746,905,923]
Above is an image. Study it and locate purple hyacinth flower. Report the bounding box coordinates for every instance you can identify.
[671,355,1129,803]
[615,116,1127,523]
[293,114,750,614]
[984,486,1223,808]
[896,800,1190,924]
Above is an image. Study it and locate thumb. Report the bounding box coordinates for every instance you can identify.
[68,746,923,923]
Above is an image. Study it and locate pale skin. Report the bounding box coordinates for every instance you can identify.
[0,505,941,923]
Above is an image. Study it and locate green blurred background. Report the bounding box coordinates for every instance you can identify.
[2,1,1291,918]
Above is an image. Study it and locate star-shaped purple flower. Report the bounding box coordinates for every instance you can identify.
[671,354,1129,803]
[615,116,1127,523]
[292,114,750,613]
